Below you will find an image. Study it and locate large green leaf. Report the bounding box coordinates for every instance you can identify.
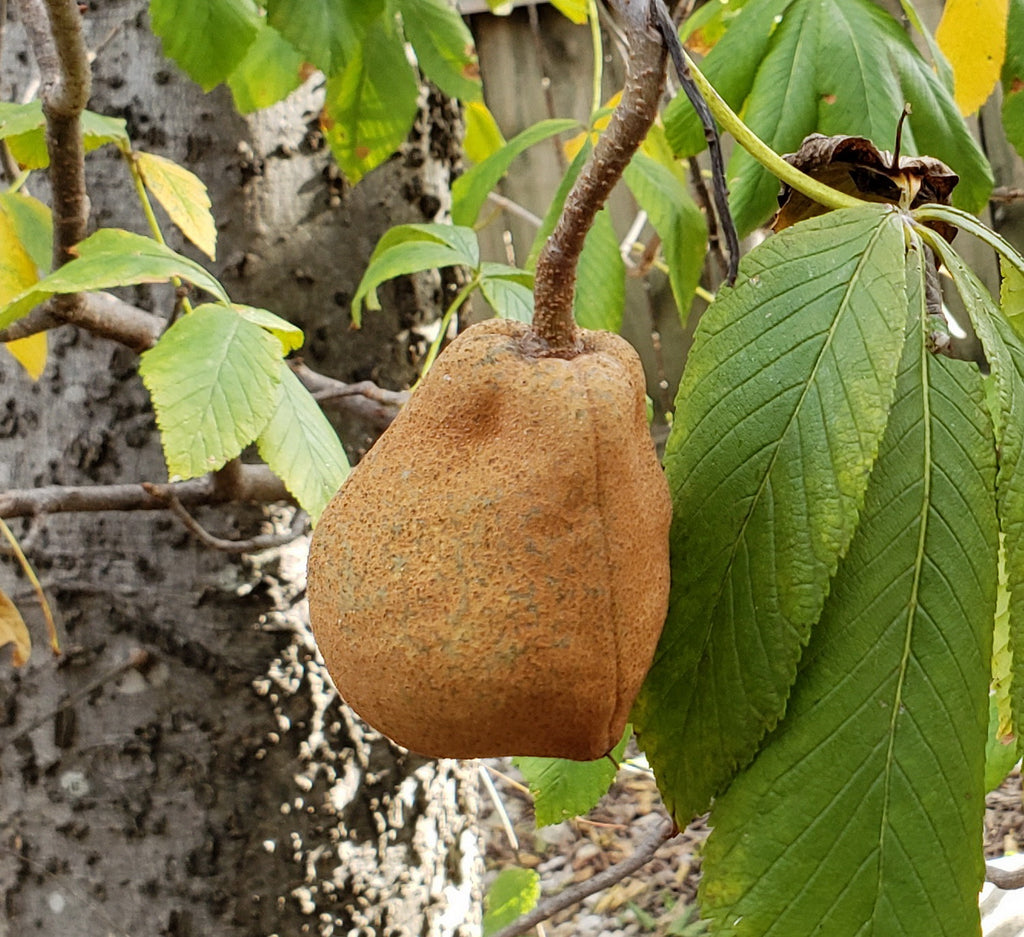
[257,361,349,523]
[699,253,998,936]
[264,0,385,74]
[149,0,260,92]
[323,12,420,184]
[623,152,708,324]
[925,233,1024,763]
[395,0,482,103]
[226,18,306,113]
[667,0,992,235]
[572,208,624,332]
[633,206,909,822]
[0,229,229,329]
[139,304,282,479]
[451,118,580,228]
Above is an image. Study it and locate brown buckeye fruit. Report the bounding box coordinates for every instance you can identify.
[307,317,671,760]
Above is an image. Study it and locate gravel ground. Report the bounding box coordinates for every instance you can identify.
[479,761,1024,937]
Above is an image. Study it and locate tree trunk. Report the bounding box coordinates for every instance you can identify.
[0,3,480,935]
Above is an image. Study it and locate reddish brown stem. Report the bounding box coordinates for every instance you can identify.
[24,0,92,268]
[531,1,667,356]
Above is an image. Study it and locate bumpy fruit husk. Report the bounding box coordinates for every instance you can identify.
[307,318,671,760]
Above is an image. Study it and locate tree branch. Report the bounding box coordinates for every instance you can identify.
[490,815,678,937]
[0,465,292,519]
[0,292,168,351]
[144,485,308,553]
[987,862,1024,890]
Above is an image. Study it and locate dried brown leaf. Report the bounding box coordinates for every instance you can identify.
[773,132,959,238]
[0,588,31,666]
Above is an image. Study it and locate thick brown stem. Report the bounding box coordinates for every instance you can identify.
[531,1,667,356]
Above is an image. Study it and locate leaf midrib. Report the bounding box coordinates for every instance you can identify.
[872,275,930,929]
[683,215,897,723]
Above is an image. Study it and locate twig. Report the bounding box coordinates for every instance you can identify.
[289,361,408,432]
[486,191,544,229]
[478,763,520,851]
[143,485,307,554]
[490,814,678,937]
[991,186,1024,203]
[987,862,1024,890]
[0,648,151,752]
[688,155,727,279]
[651,0,738,284]
[0,464,292,519]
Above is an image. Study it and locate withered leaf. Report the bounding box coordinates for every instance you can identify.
[0,588,31,666]
[773,133,959,239]
[773,132,986,371]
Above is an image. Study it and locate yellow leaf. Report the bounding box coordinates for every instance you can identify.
[936,0,1010,115]
[0,202,40,299]
[0,588,31,666]
[564,93,622,161]
[464,100,506,164]
[550,0,588,25]
[4,332,47,380]
[135,151,217,260]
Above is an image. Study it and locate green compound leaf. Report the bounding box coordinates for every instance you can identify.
[139,304,282,479]
[226,18,306,113]
[396,0,482,103]
[264,0,385,74]
[623,151,708,325]
[699,254,997,937]
[0,229,229,330]
[351,223,480,325]
[572,208,624,333]
[149,0,260,92]
[633,206,909,823]
[483,868,541,937]
[514,726,630,827]
[323,12,420,185]
[257,361,349,523]
[925,232,1024,767]
[666,0,991,235]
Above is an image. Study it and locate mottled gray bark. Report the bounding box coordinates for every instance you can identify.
[0,2,480,935]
